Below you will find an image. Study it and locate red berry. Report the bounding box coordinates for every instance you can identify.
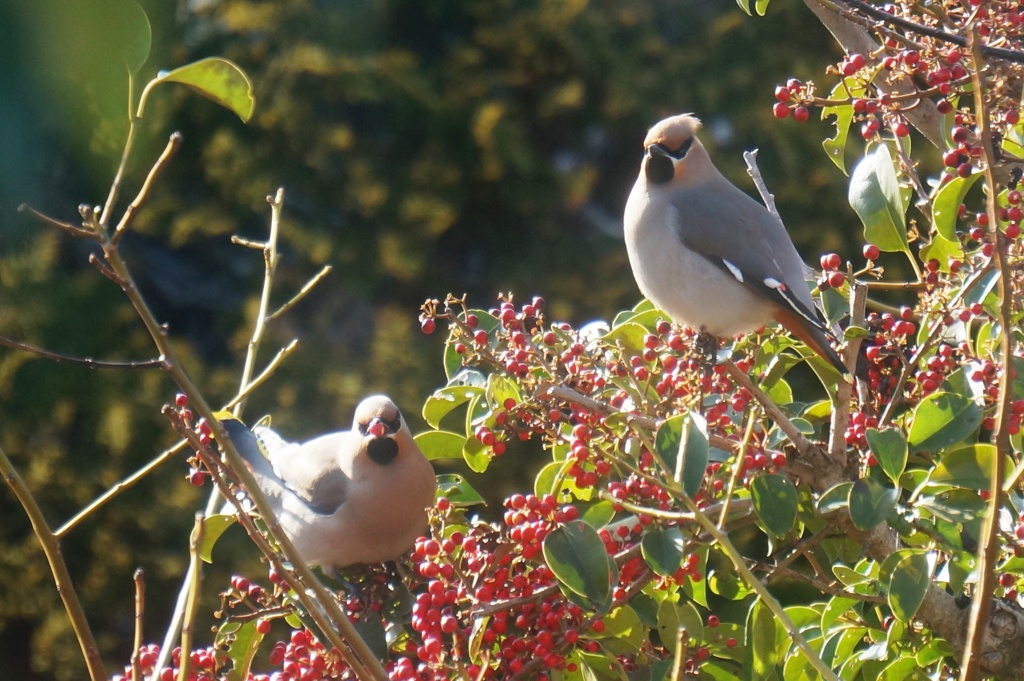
[175,393,189,407]
[420,318,436,334]
[256,618,271,635]
[827,271,845,289]
[773,102,790,119]
[793,106,809,123]
[820,252,841,271]
[863,243,880,260]
[774,85,790,103]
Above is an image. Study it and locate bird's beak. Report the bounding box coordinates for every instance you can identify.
[366,418,389,438]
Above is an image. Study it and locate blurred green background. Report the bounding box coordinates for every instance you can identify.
[0,1,859,677]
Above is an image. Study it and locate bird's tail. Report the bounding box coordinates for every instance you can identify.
[772,307,850,377]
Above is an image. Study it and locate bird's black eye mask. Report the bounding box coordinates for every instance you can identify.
[645,137,693,185]
[358,413,403,437]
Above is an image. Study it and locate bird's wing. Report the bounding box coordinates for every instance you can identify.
[669,178,827,332]
[268,432,351,516]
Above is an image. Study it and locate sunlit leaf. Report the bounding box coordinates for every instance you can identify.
[422,386,483,428]
[435,474,485,507]
[543,521,613,604]
[657,599,703,654]
[932,173,982,241]
[655,412,709,498]
[198,514,236,563]
[414,430,466,461]
[641,527,685,577]
[217,620,263,681]
[929,444,1008,490]
[848,144,909,254]
[888,551,935,622]
[865,428,908,485]
[821,78,864,174]
[908,391,982,452]
[141,57,255,121]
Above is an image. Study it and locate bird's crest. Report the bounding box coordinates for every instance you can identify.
[644,113,702,155]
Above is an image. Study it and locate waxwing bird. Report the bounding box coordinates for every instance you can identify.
[220,395,437,569]
[623,113,848,375]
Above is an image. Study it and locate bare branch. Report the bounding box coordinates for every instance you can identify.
[17,203,95,238]
[0,334,163,370]
[112,132,184,243]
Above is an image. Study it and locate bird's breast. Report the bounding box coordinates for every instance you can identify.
[624,186,772,337]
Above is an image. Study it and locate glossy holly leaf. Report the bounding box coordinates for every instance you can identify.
[907,392,982,452]
[543,521,613,605]
[641,527,685,577]
[577,648,627,681]
[601,322,650,355]
[435,474,484,507]
[751,473,798,538]
[849,477,898,531]
[933,173,982,241]
[657,599,703,654]
[486,374,521,412]
[920,233,963,274]
[866,428,908,485]
[217,620,263,681]
[198,514,237,563]
[888,551,935,622]
[818,482,853,514]
[422,385,483,428]
[415,430,465,462]
[822,78,865,174]
[140,57,255,121]
[595,606,644,654]
[535,461,593,502]
[928,444,1006,491]
[849,144,909,254]
[745,599,785,679]
[655,412,709,498]
[1002,120,1024,159]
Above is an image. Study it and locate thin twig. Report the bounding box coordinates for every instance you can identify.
[0,443,106,681]
[268,265,333,321]
[743,150,781,219]
[176,513,204,681]
[17,204,94,238]
[959,27,1012,681]
[829,280,866,463]
[113,133,184,243]
[833,0,1024,64]
[132,569,145,681]
[56,340,297,539]
[100,71,139,228]
[0,335,163,369]
[723,361,814,453]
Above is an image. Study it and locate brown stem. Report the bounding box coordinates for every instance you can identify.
[960,27,1013,681]
[113,133,184,243]
[0,444,106,681]
[17,203,94,238]
[132,569,145,681]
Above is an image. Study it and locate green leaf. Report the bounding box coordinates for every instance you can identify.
[919,233,963,274]
[435,474,484,507]
[657,599,703,654]
[755,0,771,14]
[462,436,490,474]
[745,599,783,679]
[932,173,982,241]
[750,473,798,538]
[543,521,613,605]
[1002,120,1024,159]
[140,57,255,121]
[821,78,865,174]
[601,322,650,354]
[735,0,752,15]
[414,430,466,461]
[535,460,593,501]
[887,551,934,622]
[848,144,909,254]
[198,514,236,563]
[580,500,616,528]
[596,606,644,654]
[217,620,263,681]
[578,648,627,681]
[655,412,709,498]
[929,444,1006,490]
[907,391,982,452]
[486,374,521,411]
[641,527,685,577]
[818,482,853,514]
[849,477,898,531]
[866,428,908,486]
[423,386,483,428]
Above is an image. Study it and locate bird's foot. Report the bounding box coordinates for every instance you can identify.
[695,328,720,371]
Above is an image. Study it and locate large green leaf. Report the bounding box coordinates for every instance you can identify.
[654,412,709,498]
[750,473,798,538]
[422,385,483,428]
[887,551,934,622]
[217,620,263,681]
[920,233,963,274]
[641,527,685,577]
[821,78,864,174]
[865,428,908,486]
[849,477,898,531]
[929,444,1006,490]
[414,430,466,461]
[745,598,784,680]
[932,173,982,241]
[595,606,644,654]
[657,599,703,654]
[543,521,613,605]
[140,57,255,121]
[848,144,909,254]
[907,392,982,452]
[435,474,484,507]
[198,514,237,563]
